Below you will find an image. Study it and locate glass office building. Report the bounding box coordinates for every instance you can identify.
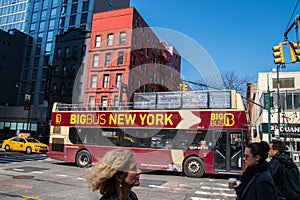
[0,0,29,32]
[0,0,129,142]
[20,0,94,105]
[0,0,130,105]
[1,0,95,105]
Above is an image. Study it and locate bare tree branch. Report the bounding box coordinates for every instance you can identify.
[194,71,254,97]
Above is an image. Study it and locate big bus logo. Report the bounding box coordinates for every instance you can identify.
[210,113,235,127]
[55,114,62,124]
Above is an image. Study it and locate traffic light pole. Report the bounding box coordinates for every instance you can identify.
[276,64,281,139]
[267,74,272,143]
[16,80,33,131]
[27,101,31,131]
[181,79,222,90]
[284,15,299,41]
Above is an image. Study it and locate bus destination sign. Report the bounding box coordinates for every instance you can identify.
[51,111,182,128]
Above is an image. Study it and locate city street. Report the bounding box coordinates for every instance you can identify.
[1,1,300,199]
[0,151,237,200]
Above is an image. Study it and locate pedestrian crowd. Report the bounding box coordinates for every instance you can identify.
[235,140,300,200]
[84,141,300,200]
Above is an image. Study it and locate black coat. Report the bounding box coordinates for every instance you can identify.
[269,154,300,200]
[237,170,277,200]
[99,191,138,200]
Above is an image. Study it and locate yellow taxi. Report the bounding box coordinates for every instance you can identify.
[2,136,48,154]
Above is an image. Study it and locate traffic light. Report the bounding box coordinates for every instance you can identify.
[178,84,183,91]
[182,84,188,91]
[178,84,189,91]
[272,43,285,64]
[289,42,300,63]
[24,101,30,110]
[24,94,31,110]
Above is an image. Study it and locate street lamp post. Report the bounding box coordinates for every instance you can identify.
[16,80,33,131]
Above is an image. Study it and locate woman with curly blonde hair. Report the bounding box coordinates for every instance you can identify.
[86,149,140,200]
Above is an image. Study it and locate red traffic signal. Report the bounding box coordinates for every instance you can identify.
[24,94,31,110]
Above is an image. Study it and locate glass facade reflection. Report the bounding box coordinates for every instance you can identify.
[0,0,29,32]
[21,0,93,105]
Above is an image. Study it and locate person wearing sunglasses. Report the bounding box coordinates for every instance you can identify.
[235,141,277,200]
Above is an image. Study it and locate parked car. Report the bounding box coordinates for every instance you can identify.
[2,136,48,154]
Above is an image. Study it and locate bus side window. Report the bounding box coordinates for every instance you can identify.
[69,128,82,144]
[151,137,162,148]
[177,140,188,149]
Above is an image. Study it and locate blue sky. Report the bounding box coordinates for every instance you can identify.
[131,0,300,82]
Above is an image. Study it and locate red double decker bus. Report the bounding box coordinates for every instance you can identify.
[48,90,249,177]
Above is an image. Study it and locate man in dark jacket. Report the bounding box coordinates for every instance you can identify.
[268,140,300,200]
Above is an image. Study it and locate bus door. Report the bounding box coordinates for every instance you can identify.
[214,131,243,173]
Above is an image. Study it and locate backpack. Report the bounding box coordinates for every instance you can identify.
[278,159,300,200]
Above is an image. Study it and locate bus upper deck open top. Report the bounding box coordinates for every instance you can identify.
[48,90,249,177]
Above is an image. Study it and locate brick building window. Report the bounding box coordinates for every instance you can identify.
[105,53,111,66]
[89,96,95,107]
[93,54,99,67]
[95,35,101,47]
[103,75,109,88]
[116,74,122,88]
[107,34,113,46]
[120,32,126,44]
[117,51,124,65]
[90,75,97,88]
[101,96,108,109]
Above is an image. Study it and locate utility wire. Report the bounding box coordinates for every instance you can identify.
[285,0,300,33]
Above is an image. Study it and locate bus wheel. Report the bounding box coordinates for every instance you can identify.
[5,145,10,151]
[76,150,92,168]
[183,156,205,178]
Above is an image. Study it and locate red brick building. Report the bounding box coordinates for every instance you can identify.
[84,7,181,109]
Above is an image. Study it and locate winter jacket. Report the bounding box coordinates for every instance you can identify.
[269,154,300,200]
[237,170,277,200]
[99,191,138,200]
